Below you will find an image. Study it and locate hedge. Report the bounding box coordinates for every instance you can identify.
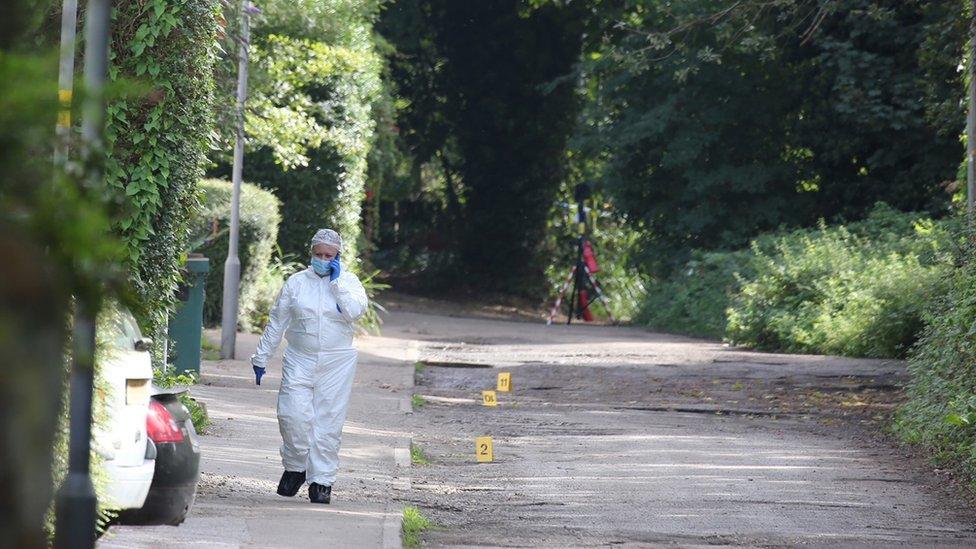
[193,179,281,330]
[725,205,956,358]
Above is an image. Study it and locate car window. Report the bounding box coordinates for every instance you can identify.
[106,308,144,350]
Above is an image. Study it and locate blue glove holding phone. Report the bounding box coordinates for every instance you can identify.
[329,253,341,282]
[330,253,342,312]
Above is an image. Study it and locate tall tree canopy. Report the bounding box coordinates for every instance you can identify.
[573,0,965,269]
[377,0,584,291]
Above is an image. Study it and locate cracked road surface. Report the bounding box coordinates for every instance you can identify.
[381,303,976,548]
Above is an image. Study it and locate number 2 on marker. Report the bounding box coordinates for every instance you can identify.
[476,436,493,462]
[497,372,511,392]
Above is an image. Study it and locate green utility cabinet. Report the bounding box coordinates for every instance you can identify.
[168,255,210,377]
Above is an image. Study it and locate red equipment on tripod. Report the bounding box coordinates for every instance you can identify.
[546,184,617,326]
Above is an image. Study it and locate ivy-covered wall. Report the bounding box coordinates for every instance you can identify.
[105,0,220,357]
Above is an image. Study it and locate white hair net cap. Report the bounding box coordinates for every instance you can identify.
[310,228,343,252]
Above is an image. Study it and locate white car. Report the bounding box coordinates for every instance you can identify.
[93,307,156,510]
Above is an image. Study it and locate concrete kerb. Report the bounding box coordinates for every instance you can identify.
[383,339,419,548]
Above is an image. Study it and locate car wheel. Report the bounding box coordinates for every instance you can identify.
[167,505,190,526]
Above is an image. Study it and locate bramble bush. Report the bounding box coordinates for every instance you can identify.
[636,248,753,339]
[726,205,957,358]
[894,242,976,487]
[640,204,959,358]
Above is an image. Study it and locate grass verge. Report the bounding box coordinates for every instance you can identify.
[410,442,430,466]
[402,506,433,548]
[201,332,221,361]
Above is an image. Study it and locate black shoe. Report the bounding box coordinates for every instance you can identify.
[308,483,332,504]
[277,470,306,497]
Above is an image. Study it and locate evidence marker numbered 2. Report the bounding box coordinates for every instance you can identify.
[475,436,494,463]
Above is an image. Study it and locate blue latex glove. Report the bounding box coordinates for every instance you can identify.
[329,257,343,312]
[253,364,266,385]
[328,257,341,281]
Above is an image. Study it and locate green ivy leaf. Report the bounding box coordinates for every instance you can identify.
[134,23,150,41]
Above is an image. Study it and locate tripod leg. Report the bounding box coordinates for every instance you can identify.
[583,266,618,325]
[547,266,576,326]
[567,262,582,325]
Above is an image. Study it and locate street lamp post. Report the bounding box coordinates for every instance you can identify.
[54,0,111,547]
[54,0,78,166]
[220,0,251,359]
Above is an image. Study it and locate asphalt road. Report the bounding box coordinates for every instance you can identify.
[382,306,976,548]
[99,299,976,548]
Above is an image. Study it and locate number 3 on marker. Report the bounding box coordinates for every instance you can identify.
[476,436,493,462]
[497,372,511,392]
[482,390,497,407]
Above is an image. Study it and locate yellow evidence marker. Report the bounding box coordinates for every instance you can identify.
[497,372,512,392]
[476,436,494,463]
[482,390,498,407]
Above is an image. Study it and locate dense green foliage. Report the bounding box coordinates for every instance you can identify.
[895,243,976,486]
[637,249,753,339]
[105,0,220,361]
[727,206,957,358]
[245,33,381,260]
[640,205,958,358]
[210,0,384,265]
[375,0,584,292]
[193,178,283,330]
[543,187,648,322]
[572,1,963,271]
[0,2,129,544]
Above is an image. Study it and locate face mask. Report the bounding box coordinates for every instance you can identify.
[311,256,331,276]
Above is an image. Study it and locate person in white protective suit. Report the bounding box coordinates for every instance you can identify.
[249,228,368,504]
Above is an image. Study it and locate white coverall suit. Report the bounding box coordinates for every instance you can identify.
[251,267,368,486]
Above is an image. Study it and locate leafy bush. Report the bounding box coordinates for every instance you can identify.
[636,248,753,339]
[237,252,304,333]
[153,365,211,433]
[726,205,956,358]
[356,269,390,335]
[894,243,976,485]
[192,178,282,329]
